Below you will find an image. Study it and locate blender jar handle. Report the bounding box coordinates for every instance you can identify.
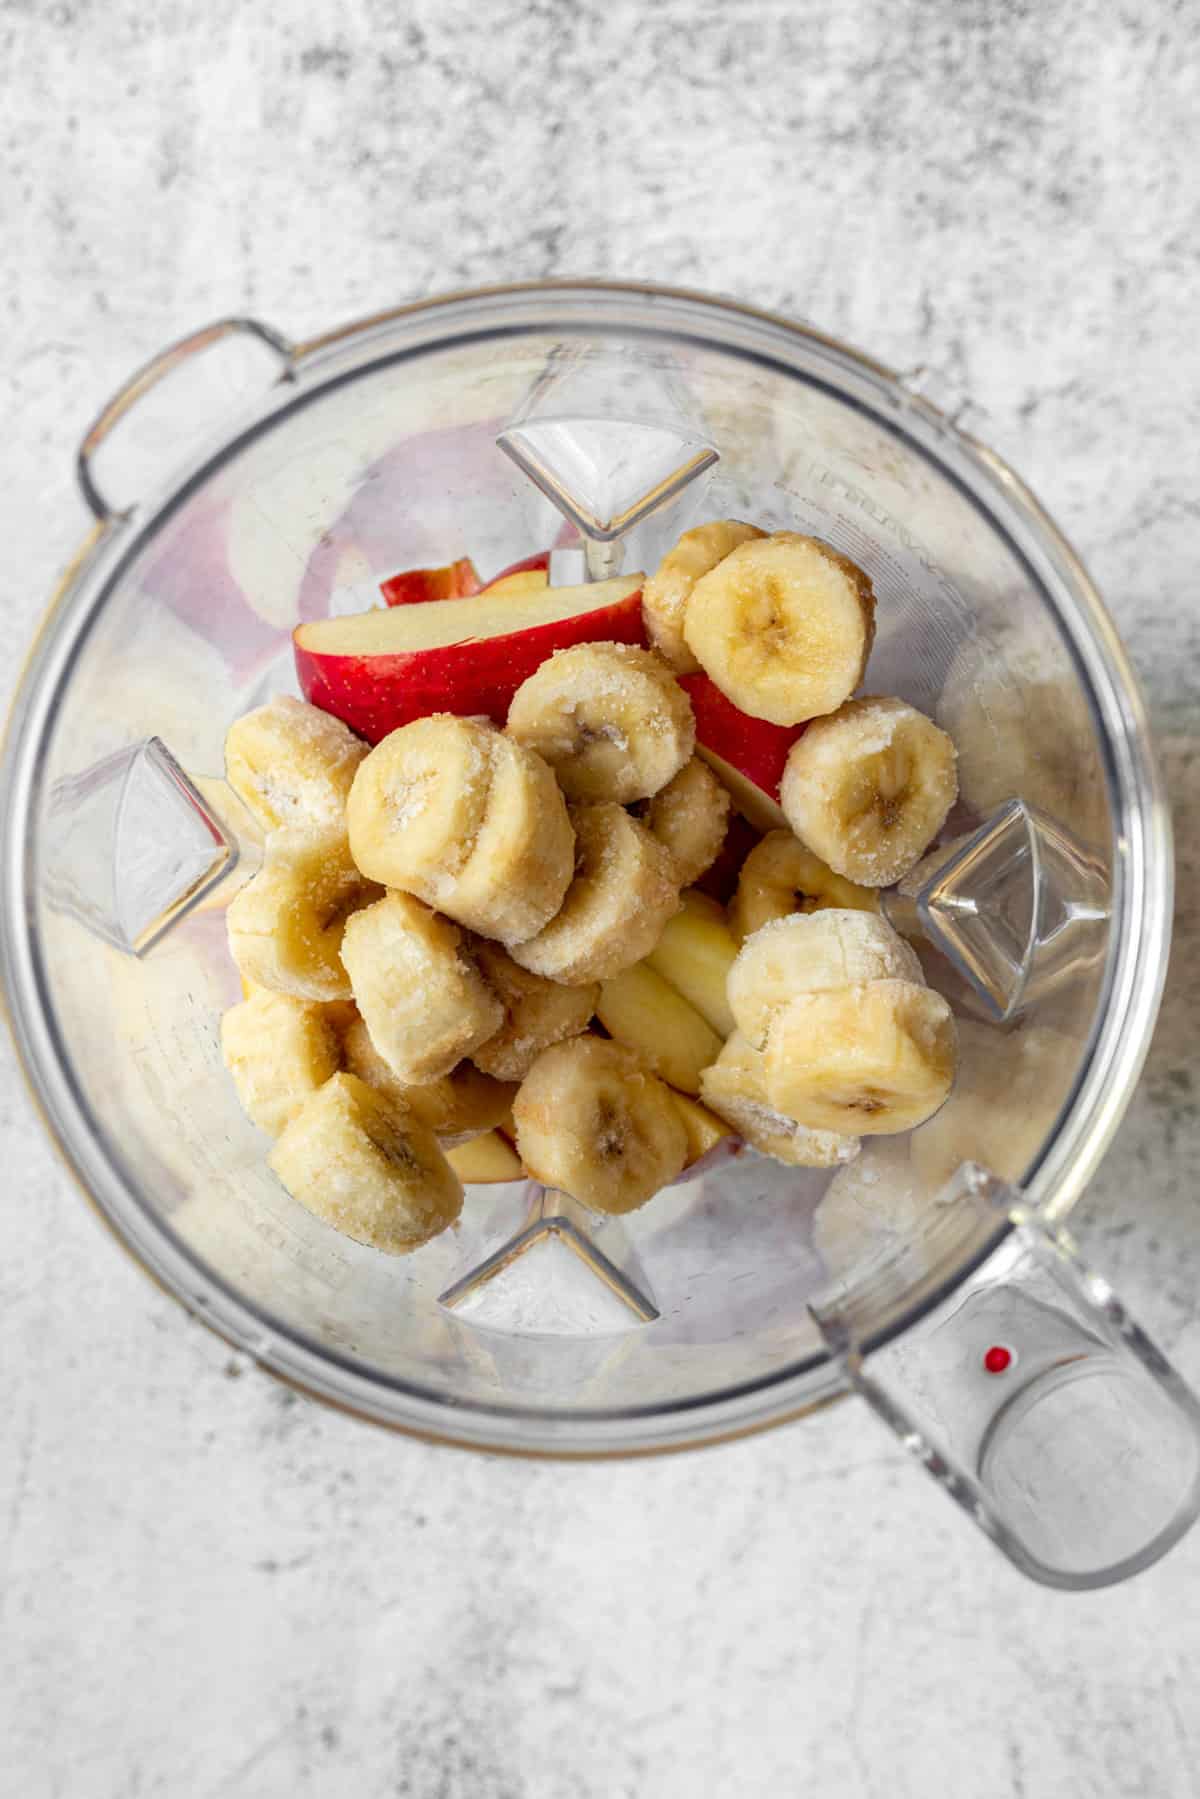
[77,317,295,521]
[812,1169,1200,1589]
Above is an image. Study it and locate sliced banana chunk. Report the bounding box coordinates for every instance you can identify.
[268,1072,463,1254]
[642,519,767,673]
[683,533,876,726]
[643,756,732,886]
[699,1034,860,1168]
[220,988,341,1136]
[226,833,381,1001]
[470,943,597,1082]
[728,828,878,943]
[728,909,924,1049]
[780,695,958,887]
[340,891,503,1085]
[508,803,681,986]
[513,1037,688,1215]
[507,641,695,803]
[764,979,956,1136]
[342,1013,516,1144]
[347,714,574,943]
[224,694,367,833]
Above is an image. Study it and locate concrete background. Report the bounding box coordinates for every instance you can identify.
[4,2,1200,1793]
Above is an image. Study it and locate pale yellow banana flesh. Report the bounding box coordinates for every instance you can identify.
[513,1036,688,1215]
[268,1073,463,1254]
[224,694,367,834]
[727,908,923,1050]
[507,641,695,803]
[347,714,575,942]
[682,533,876,726]
[226,833,380,1002]
[644,756,731,886]
[340,891,503,1085]
[641,519,766,673]
[699,1034,860,1169]
[507,803,681,986]
[780,695,958,887]
[764,979,956,1136]
[728,829,878,944]
[220,989,341,1136]
[471,942,597,1081]
[341,1014,516,1144]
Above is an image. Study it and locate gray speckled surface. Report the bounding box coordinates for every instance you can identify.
[5,3,1200,1794]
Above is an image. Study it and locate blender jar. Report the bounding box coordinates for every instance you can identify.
[3,283,1196,1589]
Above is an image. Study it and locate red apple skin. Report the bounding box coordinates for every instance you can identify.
[295,589,647,743]
[380,557,481,606]
[695,813,762,905]
[482,550,551,589]
[678,673,807,802]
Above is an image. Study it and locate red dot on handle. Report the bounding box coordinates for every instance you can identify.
[983,1345,1013,1375]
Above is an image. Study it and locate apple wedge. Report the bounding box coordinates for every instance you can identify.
[669,1090,735,1165]
[380,557,481,606]
[482,551,551,597]
[596,962,724,1096]
[645,889,739,1039]
[445,1130,525,1183]
[679,673,807,833]
[294,575,645,742]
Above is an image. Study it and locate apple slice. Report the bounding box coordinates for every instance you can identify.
[645,889,739,1039]
[294,575,646,742]
[482,551,551,597]
[679,673,807,833]
[445,1130,525,1183]
[669,1090,735,1165]
[596,962,723,1096]
[380,557,482,606]
[695,812,761,905]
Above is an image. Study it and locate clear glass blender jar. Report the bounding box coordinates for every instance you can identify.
[4,282,1197,1589]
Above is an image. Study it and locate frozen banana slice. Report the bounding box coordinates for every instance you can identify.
[780,695,958,887]
[507,641,695,803]
[347,714,574,943]
[699,1034,860,1168]
[727,909,923,1049]
[728,828,878,943]
[268,1072,463,1254]
[225,694,367,833]
[470,942,597,1082]
[641,519,767,673]
[340,891,503,1085]
[513,1036,688,1215]
[683,533,876,725]
[226,833,381,1001]
[341,1013,516,1145]
[220,988,341,1136]
[643,756,732,886]
[508,803,681,986]
[764,979,956,1136]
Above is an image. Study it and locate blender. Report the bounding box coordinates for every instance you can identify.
[4,282,1196,1589]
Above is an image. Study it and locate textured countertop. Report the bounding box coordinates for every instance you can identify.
[5,4,1200,1795]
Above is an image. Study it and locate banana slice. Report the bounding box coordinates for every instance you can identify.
[780,695,958,887]
[224,695,368,834]
[470,942,597,1081]
[682,533,876,725]
[595,960,724,1096]
[340,891,504,1085]
[347,714,574,943]
[226,833,381,1001]
[910,1020,1074,1191]
[642,519,767,673]
[728,829,878,943]
[513,1036,688,1215]
[341,1013,516,1145]
[220,988,341,1136]
[508,803,681,986]
[643,756,732,886]
[728,909,924,1049]
[699,1034,860,1168]
[764,979,956,1136]
[506,641,695,803]
[268,1072,463,1254]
